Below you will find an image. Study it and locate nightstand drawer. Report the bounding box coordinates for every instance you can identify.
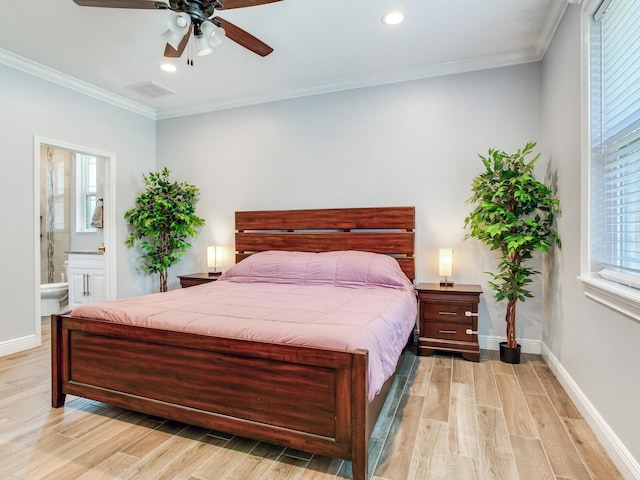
[415,283,482,361]
[422,303,476,323]
[423,321,475,342]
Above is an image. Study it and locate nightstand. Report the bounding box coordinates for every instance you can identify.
[178,272,221,288]
[415,283,482,362]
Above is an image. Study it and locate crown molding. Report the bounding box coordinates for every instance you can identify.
[156,48,543,119]
[0,48,156,120]
[2,7,563,123]
[534,1,569,56]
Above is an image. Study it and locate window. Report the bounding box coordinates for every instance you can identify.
[76,154,98,232]
[589,0,640,291]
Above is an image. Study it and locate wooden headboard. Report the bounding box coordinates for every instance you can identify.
[235,206,415,281]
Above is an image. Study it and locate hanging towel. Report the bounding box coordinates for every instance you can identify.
[90,199,104,229]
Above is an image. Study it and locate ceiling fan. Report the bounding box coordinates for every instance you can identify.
[72,0,281,58]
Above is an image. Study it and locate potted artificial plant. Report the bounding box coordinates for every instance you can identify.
[125,167,205,292]
[464,142,560,363]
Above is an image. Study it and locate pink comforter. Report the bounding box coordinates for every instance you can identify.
[71,251,417,401]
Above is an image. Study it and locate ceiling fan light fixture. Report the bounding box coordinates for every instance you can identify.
[195,37,214,56]
[209,25,226,47]
[162,12,191,49]
[382,11,404,25]
[196,20,225,56]
[162,30,184,50]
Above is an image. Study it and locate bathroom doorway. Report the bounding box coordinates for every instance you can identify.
[33,138,116,332]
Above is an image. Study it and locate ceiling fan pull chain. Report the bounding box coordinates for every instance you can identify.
[188,33,194,66]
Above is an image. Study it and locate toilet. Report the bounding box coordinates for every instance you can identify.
[40,261,69,316]
[41,282,69,315]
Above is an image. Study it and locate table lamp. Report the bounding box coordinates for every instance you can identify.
[439,248,454,287]
[207,245,221,275]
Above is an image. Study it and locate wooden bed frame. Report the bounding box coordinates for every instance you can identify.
[52,206,415,480]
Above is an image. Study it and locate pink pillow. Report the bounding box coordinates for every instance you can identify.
[219,250,412,289]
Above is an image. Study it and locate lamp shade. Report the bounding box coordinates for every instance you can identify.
[207,246,218,269]
[162,12,190,49]
[439,248,453,277]
[196,21,215,56]
[196,20,225,56]
[209,24,226,47]
[207,245,225,273]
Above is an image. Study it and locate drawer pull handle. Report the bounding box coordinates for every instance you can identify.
[438,329,457,334]
[465,311,479,317]
[438,311,457,316]
[466,329,478,335]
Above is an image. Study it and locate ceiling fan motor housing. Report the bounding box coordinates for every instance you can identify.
[167,0,219,23]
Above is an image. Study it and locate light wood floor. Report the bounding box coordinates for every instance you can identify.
[0,318,623,480]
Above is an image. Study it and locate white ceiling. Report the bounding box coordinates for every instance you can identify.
[0,0,569,119]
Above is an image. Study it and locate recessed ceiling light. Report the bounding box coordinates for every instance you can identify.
[382,11,404,25]
[160,63,177,73]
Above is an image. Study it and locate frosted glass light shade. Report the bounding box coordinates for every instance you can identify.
[207,245,220,272]
[439,248,453,277]
[162,12,191,49]
[196,21,225,56]
[196,21,215,56]
[209,25,226,47]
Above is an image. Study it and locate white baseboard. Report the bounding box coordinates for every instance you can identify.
[541,343,640,480]
[479,334,541,354]
[0,334,40,357]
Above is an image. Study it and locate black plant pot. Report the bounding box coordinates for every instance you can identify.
[499,342,521,364]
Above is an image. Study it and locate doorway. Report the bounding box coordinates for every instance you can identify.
[33,137,116,342]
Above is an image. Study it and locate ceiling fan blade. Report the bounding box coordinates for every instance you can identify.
[164,26,192,58]
[217,0,282,10]
[73,0,165,8]
[214,17,273,56]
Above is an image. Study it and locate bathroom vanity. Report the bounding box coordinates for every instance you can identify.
[67,252,105,309]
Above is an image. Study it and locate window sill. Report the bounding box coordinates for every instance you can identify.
[579,275,640,324]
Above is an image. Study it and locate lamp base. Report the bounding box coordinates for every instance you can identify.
[439,281,455,287]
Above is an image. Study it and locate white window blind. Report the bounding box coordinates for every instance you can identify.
[75,154,98,232]
[590,0,640,282]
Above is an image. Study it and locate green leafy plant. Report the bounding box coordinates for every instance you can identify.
[464,142,560,349]
[125,167,205,292]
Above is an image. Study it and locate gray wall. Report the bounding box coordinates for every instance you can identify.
[0,63,156,352]
[157,63,544,348]
[541,5,640,475]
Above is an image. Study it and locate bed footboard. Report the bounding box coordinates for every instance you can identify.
[51,314,370,480]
